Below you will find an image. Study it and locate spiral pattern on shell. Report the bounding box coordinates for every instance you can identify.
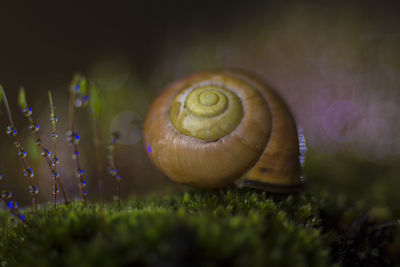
[144,70,301,191]
[169,85,244,141]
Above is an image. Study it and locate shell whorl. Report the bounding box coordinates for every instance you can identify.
[143,70,302,191]
[169,85,244,141]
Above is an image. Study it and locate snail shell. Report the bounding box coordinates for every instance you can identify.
[143,70,302,193]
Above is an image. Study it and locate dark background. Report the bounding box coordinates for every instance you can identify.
[0,0,265,90]
[0,1,400,213]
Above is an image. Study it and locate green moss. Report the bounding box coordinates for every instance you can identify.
[0,188,399,266]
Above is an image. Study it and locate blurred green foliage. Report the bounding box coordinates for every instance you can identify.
[0,188,399,266]
[89,83,102,118]
[305,153,400,217]
[17,88,27,109]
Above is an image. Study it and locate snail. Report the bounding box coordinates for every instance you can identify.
[143,70,303,193]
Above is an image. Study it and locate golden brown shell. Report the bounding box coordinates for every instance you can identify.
[143,70,302,192]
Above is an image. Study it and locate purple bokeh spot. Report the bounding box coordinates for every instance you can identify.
[324,101,365,143]
[147,145,152,154]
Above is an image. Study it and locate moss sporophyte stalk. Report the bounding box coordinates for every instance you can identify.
[68,74,90,206]
[0,75,99,216]
[18,88,69,207]
[48,90,67,207]
[107,132,122,210]
[0,86,39,212]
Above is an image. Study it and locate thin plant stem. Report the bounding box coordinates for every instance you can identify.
[93,117,104,215]
[0,87,38,212]
[89,83,104,214]
[19,88,69,206]
[107,133,122,211]
[48,91,69,206]
[48,91,58,207]
[67,80,87,206]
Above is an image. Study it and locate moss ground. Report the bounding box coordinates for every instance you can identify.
[0,188,399,267]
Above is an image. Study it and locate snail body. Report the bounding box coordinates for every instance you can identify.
[143,70,302,192]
